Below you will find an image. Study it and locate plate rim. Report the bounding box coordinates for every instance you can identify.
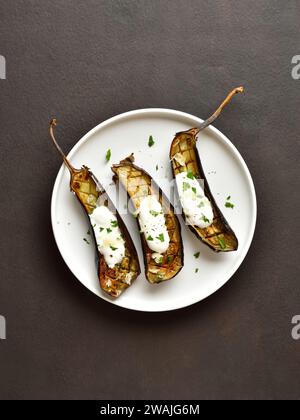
[51,108,257,312]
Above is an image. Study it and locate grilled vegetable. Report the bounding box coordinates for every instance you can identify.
[112,154,183,284]
[170,87,244,252]
[50,120,140,297]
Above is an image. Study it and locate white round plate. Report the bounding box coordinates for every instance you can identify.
[51,109,257,312]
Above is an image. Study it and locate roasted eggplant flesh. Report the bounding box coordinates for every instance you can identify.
[50,120,140,297]
[112,155,183,284]
[69,166,140,296]
[170,130,238,252]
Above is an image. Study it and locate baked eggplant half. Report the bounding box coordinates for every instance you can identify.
[112,154,183,284]
[50,120,140,297]
[170,87,244,252]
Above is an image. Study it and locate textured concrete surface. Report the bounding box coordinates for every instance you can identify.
[0,0,300,400]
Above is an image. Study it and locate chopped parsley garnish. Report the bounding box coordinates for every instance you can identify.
[167,256,173,264]
[147,235,154,241]
[182,182,190,192]
[156,233,165,242]
[156,164,159,171]
[218,237,226,250]
[187,171,195,180]
[111,221,118,228]
[150,210,160,217]
[194,252,200,259]
[225,195,234,209]
[197,202,205,208]
[202,214,210,224]
[106,228,112,234]
[195,268,199,274]
[83,238,90,245]
[192,187,197,194]
[100,227,104,232]
[105,149,111,162]
[148,135,155,147]
[110,246,118,251]
[87,229,91,235]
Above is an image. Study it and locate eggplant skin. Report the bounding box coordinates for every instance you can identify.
[170,129,238,252]
[112,154,184,284]
[69,166,141,297]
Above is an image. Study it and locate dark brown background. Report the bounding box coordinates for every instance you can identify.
[0,0,300,400]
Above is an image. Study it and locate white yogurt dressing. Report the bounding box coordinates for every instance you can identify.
[89,206,125,268]
[136,195,170,255]
[176,171,214,229]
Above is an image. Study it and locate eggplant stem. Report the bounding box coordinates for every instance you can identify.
[192,87,244,136]
[49,119,75,174]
